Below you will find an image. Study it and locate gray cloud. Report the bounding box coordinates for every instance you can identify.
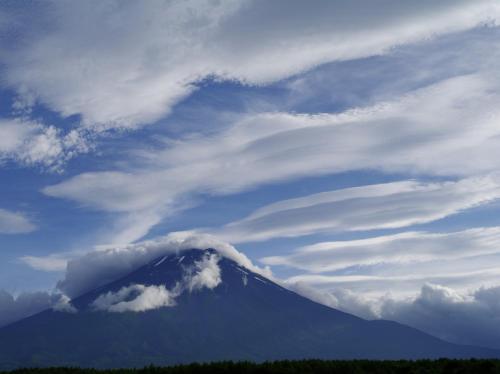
[0,290,63,327]
[378,284,500,349]
[287,281,500,349]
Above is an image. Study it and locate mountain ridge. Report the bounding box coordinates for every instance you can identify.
[0,248,498,369]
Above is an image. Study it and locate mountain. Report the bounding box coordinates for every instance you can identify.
[0,248,498,369]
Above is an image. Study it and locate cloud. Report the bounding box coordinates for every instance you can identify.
[377,284,500,349]
[286,281,378,320]
[57,232,269,298]
[0,208,36,234]
[0,290,66,327]
[1,1,497,131]
[184,253,222,292]
[0,118,91,170]
[43,72,500,242]
[91,252,222,313]
[91,284,176,313]
[285,281,500,349]
[218,176,500,242]
[19,254,69,272]
[51,294,77,313]
[262,227,500,273]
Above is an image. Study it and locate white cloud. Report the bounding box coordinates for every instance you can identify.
[272,228,500,312]
[91,252,222,313]
[43,72,500,242]
[0,208,36,234]
[51,294,77,313]
[184,253,221,292]
[58,232,269,298]
[286,281,378,320]
[217,176,500,242]
[0,118,91,170]
[91,284,176,313]
[262,227,500,273]
[2,1,497,131]
[20,254,69,272]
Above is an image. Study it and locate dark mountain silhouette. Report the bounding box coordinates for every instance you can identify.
[0,248,498,369]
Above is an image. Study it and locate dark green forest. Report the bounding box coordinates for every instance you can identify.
[2,360,500,374]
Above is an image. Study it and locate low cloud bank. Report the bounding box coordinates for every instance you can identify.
[0,291,73,327]
[290,282,500,350]
[380,284,500,350]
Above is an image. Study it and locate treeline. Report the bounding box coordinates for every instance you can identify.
[3,359,500,374]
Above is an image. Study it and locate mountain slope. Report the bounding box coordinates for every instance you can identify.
[0,249,497,369]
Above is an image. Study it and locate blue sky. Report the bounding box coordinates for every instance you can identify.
[2,0,500,349]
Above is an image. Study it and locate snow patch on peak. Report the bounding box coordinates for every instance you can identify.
[154,256,167,267]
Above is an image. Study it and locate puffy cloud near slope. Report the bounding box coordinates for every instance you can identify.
[292,282,500,350]
[184,252,222,292]
[91,252,222,313]
[91,284,176,313]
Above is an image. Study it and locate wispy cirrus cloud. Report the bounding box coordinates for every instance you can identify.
[275,225,500,303]
[43,73,500,243]
[215,176,500,243]
[262,228,500,273]
[1,0,497,131]
[0,208,36,234]
[19,254,69,272]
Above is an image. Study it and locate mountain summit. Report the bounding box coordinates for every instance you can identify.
[0,248,497,369]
